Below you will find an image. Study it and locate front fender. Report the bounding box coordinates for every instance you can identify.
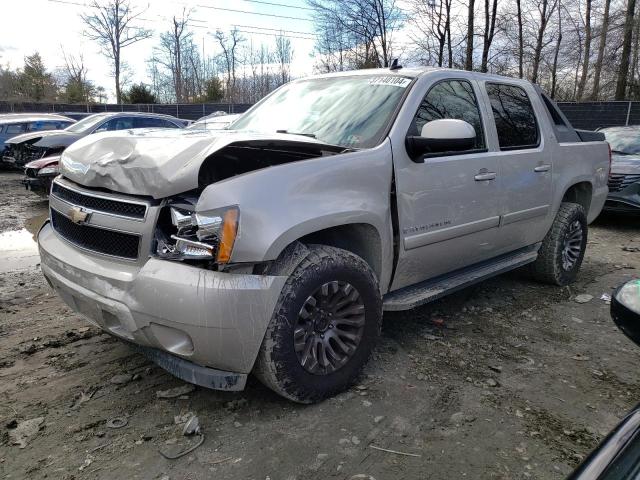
[196,139,395,285]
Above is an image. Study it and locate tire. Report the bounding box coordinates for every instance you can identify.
[530,202,588,286]
[254,245,382,403]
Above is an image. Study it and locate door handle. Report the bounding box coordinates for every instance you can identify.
[474,172,497,181]
[534,164,551,172]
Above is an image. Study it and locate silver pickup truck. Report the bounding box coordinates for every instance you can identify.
[37,67,610,403]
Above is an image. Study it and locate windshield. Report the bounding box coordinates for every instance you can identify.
[602,128,640,155]
[65,114,109,133]
[229,75,412,148]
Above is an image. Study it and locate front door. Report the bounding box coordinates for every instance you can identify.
[391,78,503,290]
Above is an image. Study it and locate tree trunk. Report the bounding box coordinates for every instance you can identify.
[115,50,121,104]
[531,0,550,84]
[465,0,476,70]
[591,0,611,100]
[577,0,592,100]
[517,0,524,78]
[446,0,453,67]
[615,0,637,100]
[481,0,498,72]
[629,11,640,98]
[551,1,563,99]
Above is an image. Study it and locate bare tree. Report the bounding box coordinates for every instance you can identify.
[274,33,294,85]
[61,50,94,103]
[550,0,563,98]
[576,0,592,99]
[517,0,524,78]
[480,0,499,72]
[215,29,244,102]
[408,0,452,67]
[80,0,151,103]
[591,0,612,99]
[308,0,402,70]
[465,0,476,70]
[531,0,558,84]
[616,0,638,99]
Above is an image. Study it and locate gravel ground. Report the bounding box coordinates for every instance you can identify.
[0,170,639,480]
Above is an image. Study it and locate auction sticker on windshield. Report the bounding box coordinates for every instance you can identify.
[368,76,412,88]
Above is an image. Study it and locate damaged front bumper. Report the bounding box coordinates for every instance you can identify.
[38,222,287,391]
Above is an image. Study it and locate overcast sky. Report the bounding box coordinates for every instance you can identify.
[1,0,318,101]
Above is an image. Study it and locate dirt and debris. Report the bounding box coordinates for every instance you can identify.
[1,171,640,479]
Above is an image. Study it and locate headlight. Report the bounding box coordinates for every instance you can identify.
[156,205,239,264]
[38,165,59,176]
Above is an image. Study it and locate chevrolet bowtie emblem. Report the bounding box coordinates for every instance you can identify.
[69,207,91,225]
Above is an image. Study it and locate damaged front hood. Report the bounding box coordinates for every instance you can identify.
[6,130,82,148]
[611,154,640,175]
[60,129,344,199]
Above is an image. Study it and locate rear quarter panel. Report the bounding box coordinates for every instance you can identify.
[553,141,610,223]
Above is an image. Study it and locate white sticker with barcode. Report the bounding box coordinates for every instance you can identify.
[368,76,412,88]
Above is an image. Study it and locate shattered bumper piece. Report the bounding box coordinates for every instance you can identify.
[37,221,287,387]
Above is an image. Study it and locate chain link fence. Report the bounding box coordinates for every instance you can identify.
[3,100,640,130]
[0,102,253,121]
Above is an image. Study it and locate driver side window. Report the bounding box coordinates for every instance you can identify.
[411,80,486,152]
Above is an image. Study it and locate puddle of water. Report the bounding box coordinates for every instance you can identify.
[0,214,47,273]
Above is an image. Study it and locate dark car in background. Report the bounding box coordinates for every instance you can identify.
[3,111,184,169]
[16,112,185,195]
[600,126,640,213]
[0,113,75,159]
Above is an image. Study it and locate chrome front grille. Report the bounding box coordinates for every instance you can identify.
[49,178,158,262]
[51,182,147,220]
[608,173,640,192]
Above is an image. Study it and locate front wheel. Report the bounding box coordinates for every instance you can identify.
[530,202,588,286]
[254,245,382,403]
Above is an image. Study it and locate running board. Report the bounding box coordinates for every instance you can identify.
[383,247,539,311]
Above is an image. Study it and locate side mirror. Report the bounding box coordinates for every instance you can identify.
[405,119,476,162]
[611,279,640,346]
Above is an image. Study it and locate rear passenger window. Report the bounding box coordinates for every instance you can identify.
[411,80,486,152]
[486,83,539,150]
[6,123,27,134]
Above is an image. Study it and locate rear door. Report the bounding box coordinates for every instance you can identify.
[480,82,553,250]
[390,77,503,290]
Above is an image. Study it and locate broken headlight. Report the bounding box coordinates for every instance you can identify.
[156,204,239,264]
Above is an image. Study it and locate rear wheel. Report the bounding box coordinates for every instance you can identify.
[530,202,588,286]
[254,245,382,403]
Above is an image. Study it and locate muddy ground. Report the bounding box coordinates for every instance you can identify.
[0,170,639,480]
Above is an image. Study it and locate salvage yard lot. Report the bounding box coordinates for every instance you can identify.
[0,170,639,480]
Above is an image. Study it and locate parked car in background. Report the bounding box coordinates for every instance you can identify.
[57,112,95,121]
[3,112,184,168]
[600,126,640,213]
[0,114,74,158]
[38,67,609,403]
[187,113,241,131]
[22,155,61,196]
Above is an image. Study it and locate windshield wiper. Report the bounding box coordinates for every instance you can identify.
[276,129,316,138]
[611,149,633,155]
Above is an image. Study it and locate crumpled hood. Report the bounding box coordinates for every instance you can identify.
[60,128,333,199]
[6,129,83,148]
[611,154,640,175]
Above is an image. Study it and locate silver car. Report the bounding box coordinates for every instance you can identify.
[38,67,609,402]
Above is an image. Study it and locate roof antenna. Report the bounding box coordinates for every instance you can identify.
[389,58,402,71]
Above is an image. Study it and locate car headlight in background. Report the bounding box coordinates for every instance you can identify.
[156,204,239,264]
[38,165,59,176]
